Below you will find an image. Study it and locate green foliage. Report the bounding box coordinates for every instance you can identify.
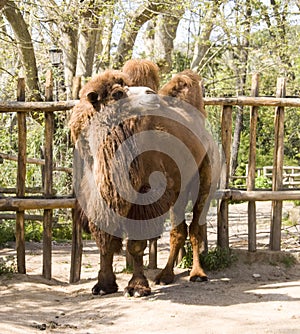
[24,222,43,242]
[178,241,193,269]
[178,241,237,271]
[0,219,79,246]
[201,247,237,271]
[0,256,17,275]
[0,221,15,245]
[255,176,270,189]
[52,223,73,242]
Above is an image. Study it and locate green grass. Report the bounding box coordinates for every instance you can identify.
[280,254,296,268]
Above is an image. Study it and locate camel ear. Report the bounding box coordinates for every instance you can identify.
[86,91,99,104]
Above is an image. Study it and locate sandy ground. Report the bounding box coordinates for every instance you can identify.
[1,201,300,334]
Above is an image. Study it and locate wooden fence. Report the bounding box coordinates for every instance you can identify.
[0,74,300,283]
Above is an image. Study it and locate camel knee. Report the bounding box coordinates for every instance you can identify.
[127,240,147,256]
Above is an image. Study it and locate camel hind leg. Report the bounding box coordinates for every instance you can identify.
[154,206,188,285]
[189,154,211,282]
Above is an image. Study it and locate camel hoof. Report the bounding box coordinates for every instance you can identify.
[154,273,174,285]
[92,282,118,295]
[124,286,151,298]
[190,275,208,282]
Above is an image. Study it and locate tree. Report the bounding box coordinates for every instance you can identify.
[190,0,222,71]
[1,0,42,100]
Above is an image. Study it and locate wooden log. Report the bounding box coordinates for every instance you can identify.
[215,189,300,201]
[203,96,300,107]
[0,152,72,173]
[217,105,232,249]
[42,102,54,279]
[42,209,52,279]
[270,78,286,251]
[247,73,259,252]
[70,201,83,283]
[2,96,300,114]
[0,197,76,210]
[0,213,58,222]
[16,78,26,274]
[0,187,42,194]
[0,101,76,113]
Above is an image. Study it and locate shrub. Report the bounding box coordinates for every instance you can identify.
[178,240,237,271]
[0,221,15,246]
[255,176,271,189]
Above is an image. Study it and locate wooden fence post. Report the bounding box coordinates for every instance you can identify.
[247,73,259,252]
[270,77,286,251]
[16,78,26,274]
[43,70,54,279]
[217,105,232,249]
[70,200,83,283]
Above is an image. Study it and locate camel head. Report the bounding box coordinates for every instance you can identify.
[79,70,132,111]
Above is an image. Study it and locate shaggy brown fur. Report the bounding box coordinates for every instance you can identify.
[153,69,211,286]
[70,63,214,297]
[69,70,131,143]
[159,69,206,117]
[122,59,160,92]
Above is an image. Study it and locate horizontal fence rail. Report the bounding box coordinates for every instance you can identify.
[1,96,300,113]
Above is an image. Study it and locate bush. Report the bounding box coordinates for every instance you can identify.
[200,247,237,271]
[255,176,271,189]
[0,221,15,246]
[178,241,237,271]
[0,220,78,245]
[52,223,72,242]
[25,222,43,242]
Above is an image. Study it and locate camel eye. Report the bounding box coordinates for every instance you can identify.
[145,89,156,95]
[112,89,126,100]
[87,91,99,104]
[115,78,124,86]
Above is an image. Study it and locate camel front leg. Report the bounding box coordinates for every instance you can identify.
[155,207,188,285]
[89,225,122,295]
[125,240,151,297]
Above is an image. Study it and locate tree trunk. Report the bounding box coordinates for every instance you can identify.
[75,8,98,78]
[2,0,42,101]
[229,1,252,177]
[190,1,221,71]
[93,2,116,72]
[113,1,169,67]
[153,9,184,74]
[60,26,78,100]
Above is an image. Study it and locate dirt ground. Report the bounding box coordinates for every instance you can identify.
[1,201,300,334]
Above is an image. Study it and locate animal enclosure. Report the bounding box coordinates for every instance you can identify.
[0,74,299,283]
